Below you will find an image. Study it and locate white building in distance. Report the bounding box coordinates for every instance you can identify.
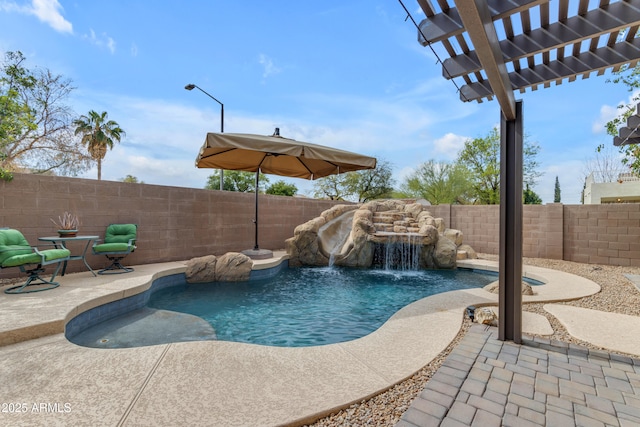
[583,172,640,204]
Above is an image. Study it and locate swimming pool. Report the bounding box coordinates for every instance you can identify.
[68,266,524,348]
[148,266,501,347]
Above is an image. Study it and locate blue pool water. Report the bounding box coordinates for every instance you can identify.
[146,267,500,347]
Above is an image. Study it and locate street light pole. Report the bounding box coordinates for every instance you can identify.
[185,83,224,190]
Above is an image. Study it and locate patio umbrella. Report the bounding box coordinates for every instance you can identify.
[195,128,377,258]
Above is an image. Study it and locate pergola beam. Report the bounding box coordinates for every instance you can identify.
[418,0,548,45]
[461,38,640,102]
[454,0,516,119]
[443,0,640,79]
[615,104,640,146]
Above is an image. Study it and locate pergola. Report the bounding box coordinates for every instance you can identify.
[412,0,640,342]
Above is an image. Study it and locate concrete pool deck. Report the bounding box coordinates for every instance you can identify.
[0,254,622,426]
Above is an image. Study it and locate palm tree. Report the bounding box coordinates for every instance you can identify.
[74,110,125,180]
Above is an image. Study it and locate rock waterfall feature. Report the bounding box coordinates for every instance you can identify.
[285,200,476,270]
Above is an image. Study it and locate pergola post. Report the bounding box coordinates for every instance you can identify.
[499,100,523,343]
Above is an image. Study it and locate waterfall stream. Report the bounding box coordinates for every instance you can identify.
[373,233,422,271]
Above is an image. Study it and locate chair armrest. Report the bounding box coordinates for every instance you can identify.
[1,246,69,268]
[32,243,59,250]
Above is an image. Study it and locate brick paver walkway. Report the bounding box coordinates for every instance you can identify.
[397,324,640,426]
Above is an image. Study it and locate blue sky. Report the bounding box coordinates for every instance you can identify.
[0,0,635,204]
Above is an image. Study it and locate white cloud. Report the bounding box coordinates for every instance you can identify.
[106,37,115,54]
[130,42,138,57]
[83,28,116,54]
[396,165,415,183]
[258,54,281,79]
[592,104,619,134]
[433,132,468,159]
[592,89,640,133]
[0,0,72,33]
[31,0,71,33]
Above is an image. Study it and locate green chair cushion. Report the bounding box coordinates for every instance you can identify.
[104,224,137,244]
[93,242,131,253]
[0,245,33,265]
[0,229,30,246]
[2,248,70,267]
[0,229,34,265]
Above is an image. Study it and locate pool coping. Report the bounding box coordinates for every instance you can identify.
[0,256,602,426]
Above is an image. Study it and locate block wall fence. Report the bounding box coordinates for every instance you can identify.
[431,202,640,267]
[0,174,345,279]
[2,174,640,280]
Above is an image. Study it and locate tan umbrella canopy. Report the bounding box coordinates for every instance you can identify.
[195,128,377,258]
[196,129,376,179]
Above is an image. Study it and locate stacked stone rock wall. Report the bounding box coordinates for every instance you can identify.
[285,199,477,269]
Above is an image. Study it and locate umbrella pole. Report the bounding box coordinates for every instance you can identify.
[254,170,259,250]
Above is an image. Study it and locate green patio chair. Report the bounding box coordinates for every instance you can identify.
[0,228,71,294]
[92,224,137,274]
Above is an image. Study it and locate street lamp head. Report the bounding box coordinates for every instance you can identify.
[184,83,196,91]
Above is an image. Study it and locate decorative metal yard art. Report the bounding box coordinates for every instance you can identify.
[405,0,640,342]
[195,128,376,259]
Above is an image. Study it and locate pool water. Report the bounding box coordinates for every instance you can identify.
[147,267,499,347]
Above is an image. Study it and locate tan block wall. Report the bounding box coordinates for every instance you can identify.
[0,174,345,278]
[448,205,500,255]
[433,204,563,260]
[523,203,564,260]
[564,203,640,267]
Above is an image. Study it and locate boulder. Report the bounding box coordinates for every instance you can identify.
[484,280,534,295]
[361,199,397,213]
[458,244,477,259]
[294,216,326,235]
[433,236,457,268]
[418,224,439,245]
[185,255,218,283]
[415,211,428,225]
[287,216,330,267]
[443,228,464,246]
[338,210,374,267]
[474,307,498,326]
[393,225,408,233]
[215,252,252,282]
[403,202,424,219]
[321,204,358,223]
[418,215,436,228]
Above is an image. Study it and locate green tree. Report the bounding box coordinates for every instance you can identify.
[604,64,640,174]
[121,174,143,183]
[312,159,394,202]
[266,180,297,196]
[312,174,350,200]
[554,176,561,203]
[347,159,394,202]
[1,51,92,180]
[401,160,472,204]
[457,127,542,204]
[74,110,125,180]
[205,170,269,192]
[523,184,542,204]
